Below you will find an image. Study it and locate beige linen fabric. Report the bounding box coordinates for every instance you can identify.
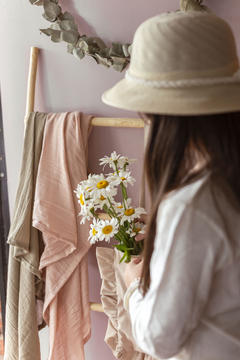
[96,247,157,360]
[32,112,93,360]
[5,112,47,360]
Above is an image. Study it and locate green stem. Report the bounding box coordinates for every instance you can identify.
[107,197,121,223]
[103,204,113,218]
[90,208,100,220]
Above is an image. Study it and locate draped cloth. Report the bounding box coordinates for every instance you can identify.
[5,112,47,360]
[32,111,93,360]
[96,247,157,360]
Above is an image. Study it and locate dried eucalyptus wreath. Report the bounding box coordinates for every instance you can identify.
[29,0,212,72]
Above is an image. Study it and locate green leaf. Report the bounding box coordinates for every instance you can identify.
[119,252,127,263]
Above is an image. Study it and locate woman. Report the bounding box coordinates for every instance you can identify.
[102,11,240,360]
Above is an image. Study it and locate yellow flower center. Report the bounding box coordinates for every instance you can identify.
[102,225,113,235]
[136,228,141,233]
[121,177,126,181]
[97,180,109,189]
[124,208,135,216]
[79,194,84,206]
[117,205,123,208]
[92,228,98,236]
[100,195,106,200]
[86,187,92,192]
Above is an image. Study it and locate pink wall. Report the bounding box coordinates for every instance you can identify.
[1,1,240,359]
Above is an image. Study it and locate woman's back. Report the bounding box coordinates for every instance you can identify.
[131,171,240,359]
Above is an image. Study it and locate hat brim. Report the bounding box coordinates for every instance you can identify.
[102,78,240,115]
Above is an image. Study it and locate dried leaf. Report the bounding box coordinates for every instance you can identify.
[128,44,132,56]
[50,21,61,31]
[111,56,127,65]
[40,28,61,38]
[110,42,124,57]
[78,40,89,52]
[99,48,111,58]
[61,30,79,45]
[112,61,128,72]
[93,37,107,49]
[122,43,131,57]
[67,44,76,54]
[42,12,56,22]
[180,0,203,12]
[62,11,74,21]
[111,56,129,71]
[60,20,78,31]
[73,47,85,60]
[51,35,62,43]
[43,0,61,20]
[30,0,133,72]
[29,0,44,5]
[95,54,113,68]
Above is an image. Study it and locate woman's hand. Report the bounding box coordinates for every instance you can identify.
[124,257,144,288]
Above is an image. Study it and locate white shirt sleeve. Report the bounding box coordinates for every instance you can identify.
[127,202,225,359]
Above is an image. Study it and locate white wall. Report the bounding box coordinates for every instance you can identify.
[1,1,240,359]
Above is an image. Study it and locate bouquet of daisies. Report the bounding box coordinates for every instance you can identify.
[74,151,147,263]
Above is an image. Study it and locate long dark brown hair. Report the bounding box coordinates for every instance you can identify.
[141,112,240,295]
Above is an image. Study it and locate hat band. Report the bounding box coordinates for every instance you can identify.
[125,69,240,88]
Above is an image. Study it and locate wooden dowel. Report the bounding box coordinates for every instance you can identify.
[24,48,144,128]
[90,302,104,312]
[24,47,39,125]
[90,117,144,128]
[96,212,111,220]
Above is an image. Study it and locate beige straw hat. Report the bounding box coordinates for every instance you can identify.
[102,12,240,115]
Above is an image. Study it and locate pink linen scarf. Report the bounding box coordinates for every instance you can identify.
[33,111,93,360]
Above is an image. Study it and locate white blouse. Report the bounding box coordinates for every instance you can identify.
[124,171,240,360]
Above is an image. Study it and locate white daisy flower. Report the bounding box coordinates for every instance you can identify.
[112,201,124,212]
[118,155,137,168]
[99,151,121,169]
[76,191,93,208]
[85,174,115,201]
[78,202,95,224]
[93,187,117,210]
[88,218,101,244]
[126,222,147,237]
[96,218,119,243]
[118,198,147,225]
[74,178,95,202]
[109,170,136,188]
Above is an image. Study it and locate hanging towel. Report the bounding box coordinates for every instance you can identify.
[32,111,93,360]
[96,247,157,360]
[5,112,47,360]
